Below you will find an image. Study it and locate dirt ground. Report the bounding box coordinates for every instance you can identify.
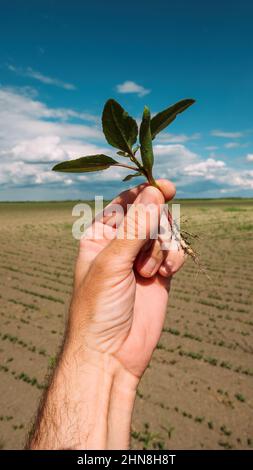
[0,199,252,450]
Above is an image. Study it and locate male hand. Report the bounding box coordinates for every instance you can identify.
[28,179,185,450]
[69,179,185,379]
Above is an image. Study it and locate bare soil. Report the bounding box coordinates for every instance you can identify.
[0,199,252,450]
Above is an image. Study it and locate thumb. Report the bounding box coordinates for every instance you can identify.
[104,186,165,266]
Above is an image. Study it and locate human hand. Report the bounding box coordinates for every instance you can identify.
[68,179,185,379]
[28,179,186,450]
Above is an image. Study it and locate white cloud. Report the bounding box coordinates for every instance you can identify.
[0,86,98,122]
[211,130,243,138]
[6,136,68,163]
[156,132,201,144]
[184,158,225,177]
[0,87,102,145]
[224,142,243,149]
[151,144,253,191]
[246,153,253,161]
[152,144,199,179]
[218,170,253,189]
[205,145,219,150]
[0,86,108,189]
[0,160,60,186]
[8,64,76,90]
[153,144,197,160]
[116,80,150,97]
[0,85,252,198]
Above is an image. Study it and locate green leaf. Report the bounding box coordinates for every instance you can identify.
[52,154,117,173]
[102,99,138,154]
[122,171,143,182]
[139,106,154,173]
[150,99,195,139]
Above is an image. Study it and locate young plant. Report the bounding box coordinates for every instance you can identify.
[52,98,194,185]
[52,98,196,258]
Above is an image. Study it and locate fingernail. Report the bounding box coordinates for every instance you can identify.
[141,257,157,276]
[159,265,173,279]
[163,259,174,275]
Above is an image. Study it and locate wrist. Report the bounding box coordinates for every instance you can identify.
[59,344,138,450]
[63,340,139,390]
[63,345,140,404]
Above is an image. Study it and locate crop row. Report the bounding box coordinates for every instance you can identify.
[156,343,253,377]
[0,331,47,357]
[0,364,46,390]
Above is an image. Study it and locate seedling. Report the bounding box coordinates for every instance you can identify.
[52,98,197,259]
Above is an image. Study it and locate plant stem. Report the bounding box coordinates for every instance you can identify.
[141,168,159,189]
[128,151,159,189]
[128,152,143,172]
[147,173,159,188]
[115,163,140,172]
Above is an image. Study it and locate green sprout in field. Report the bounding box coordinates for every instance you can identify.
[52,98,197,260]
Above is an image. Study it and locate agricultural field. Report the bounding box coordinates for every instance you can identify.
[0,198,252,450]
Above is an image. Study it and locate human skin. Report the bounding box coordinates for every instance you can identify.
[27,179,185,450]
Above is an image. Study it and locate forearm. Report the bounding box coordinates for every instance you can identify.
[27,345,138,450]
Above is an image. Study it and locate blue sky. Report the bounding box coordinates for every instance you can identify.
[0,0,253,200]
